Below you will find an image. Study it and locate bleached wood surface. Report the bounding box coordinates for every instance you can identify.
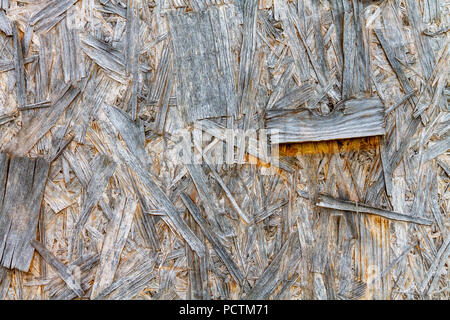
[267,96,386,143]
[0,0,448,300]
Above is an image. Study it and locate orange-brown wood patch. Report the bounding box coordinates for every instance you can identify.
[278,136,380,156]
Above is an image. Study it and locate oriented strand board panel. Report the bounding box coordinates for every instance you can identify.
[167,6,237,123]
[0,154,49,271]
[0,0,447,302]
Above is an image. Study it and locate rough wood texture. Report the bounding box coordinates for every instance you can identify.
[267,97,386,143]
[0,154,49,271]
[316,194,433,226]
[167,6,237,123]
[0,0,447,301]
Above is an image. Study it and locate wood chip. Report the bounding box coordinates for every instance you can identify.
[0,154,49,271]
